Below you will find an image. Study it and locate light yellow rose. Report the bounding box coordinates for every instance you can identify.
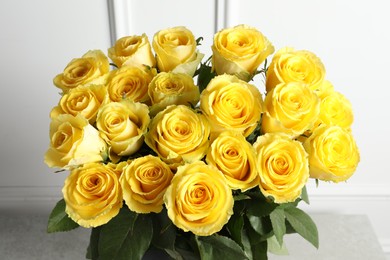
[145,105,210,165]
[96,100,150,158]
[108,34,156,68]
[152,26,203,76]
[314,79,335,100]
[120,155,173,214]
[303,125,360,182]
[44,114,107,169]
[315,90,354,130]
[200,74,263,137]
[266,47,326,92]
[106,65,156,104]
[164,161,233,236]
[253,133,309,204]
[50,84,107,124]
[206,131,259,191]
[262,82,320,137]
[212,24,274,81]
[148,72,200,116]
[53,50,109,92]
[62,163,122,228]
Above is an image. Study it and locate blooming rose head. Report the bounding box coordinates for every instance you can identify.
[148,72,200,116]
[200,74,263,137]
[206,131,259,191]
[53,50,109,92]
[266,47,326,92]
[164,161,233,236]
[50,84,107,124]
[212,24,274,81]
[120,155,173,213]
[314,90,354,131]
[44,114,107,169]
[62,163,122,228]
[96,100,150,159]
[262,82,320,137]
[152,26,203,76]
[303,125,360,182]
[108,34,156,68]
[106,65,156,104]
[253,133,309,203]
[145,105,210,166]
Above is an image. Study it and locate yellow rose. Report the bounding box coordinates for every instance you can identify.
[145,105,210,165]
[315,90,354,130]
[164,161,233,236]
[120,155,173,213]
[266,47,326,92]
[50,84,107,124]
[253,133,309,204]
[108,34,156,68]
[53,50,109,92]
[96,100,150,158]
[200,74,263,137]
[62,163,122,228]
[44,114,107,169]
[106,65,156,104]
[148,72,200,116]
[206,131,259,191]
[212,24,274,81]
[262,82,320,137]
[314,79,335,100]
[152,26,203,76]
[303,125,360,182]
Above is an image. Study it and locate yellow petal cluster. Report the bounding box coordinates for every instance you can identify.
[145,105,210,165]
[253,133,309,203]
[164,161,233,236]
[120,155,173,213]
[62,163,122,228]
[212,24,274,81]
[200,74,263,137]
[206,131,259,191]
[54,50,109,92]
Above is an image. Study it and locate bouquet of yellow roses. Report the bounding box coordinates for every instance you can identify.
[45,24,360,260]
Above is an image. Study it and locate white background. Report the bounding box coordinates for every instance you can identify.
[0,0,389,257]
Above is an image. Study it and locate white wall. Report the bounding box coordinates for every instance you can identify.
[1,0,389,256]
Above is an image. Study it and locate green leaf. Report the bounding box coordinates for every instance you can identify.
[246,199,276,237]
[269,208,286,246]
[284,207,319,249]
[246,198,277,218]
[196,62,216,92]
[151,208,182,259]
[86,226,101,259]
[301,186,310,204]
[47,199,79,233]
[245,226,268,260]
[267,235,289,255]
[195,235,248,260]
[98,206,153,260]
[226,208,245,247]
[246,120,262,144]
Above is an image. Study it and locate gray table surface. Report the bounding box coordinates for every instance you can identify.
[0,210,386,260]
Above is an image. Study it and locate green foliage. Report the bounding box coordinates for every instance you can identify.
[195,235,248,260]
[284,207,319,249]
[97,207,153,260]
[47,199,79,233]
[270,208,286,246]
[195,58,216,93]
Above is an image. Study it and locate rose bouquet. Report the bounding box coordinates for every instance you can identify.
[45,24,360,260]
